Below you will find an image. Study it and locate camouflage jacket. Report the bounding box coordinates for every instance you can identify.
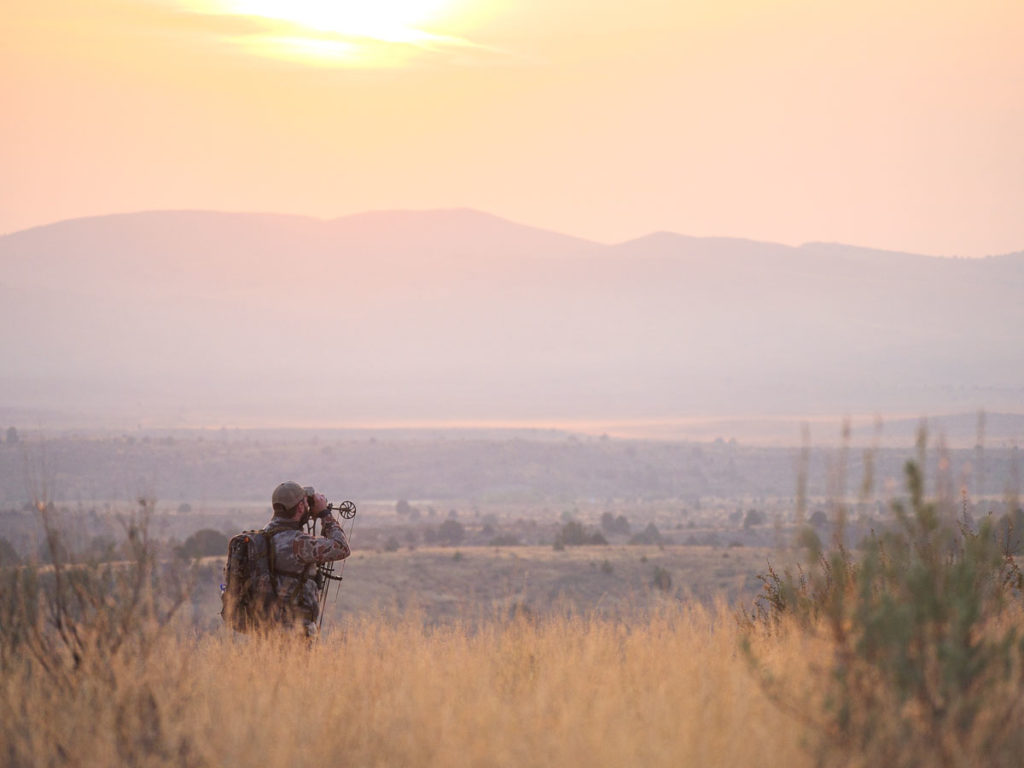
[263,514,351,630]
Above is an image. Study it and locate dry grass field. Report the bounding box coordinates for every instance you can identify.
[4,512,820,768]
[1,602,814,768]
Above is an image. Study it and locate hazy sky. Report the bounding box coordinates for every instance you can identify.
[3,0,1022,257]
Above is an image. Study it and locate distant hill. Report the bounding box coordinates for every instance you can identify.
[1,209,1022,431]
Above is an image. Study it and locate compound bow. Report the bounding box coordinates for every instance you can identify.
[307,499,357,635]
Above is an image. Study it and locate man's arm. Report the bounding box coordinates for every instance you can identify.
[292,516,351,564]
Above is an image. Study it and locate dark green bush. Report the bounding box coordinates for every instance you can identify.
[437,518,466,546]
[553,520,607,548]
[629,523,663,545]
[177,528,229,559]
[745,459,1024,768]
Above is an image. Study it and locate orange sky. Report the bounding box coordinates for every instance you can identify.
[2,0,1022,256]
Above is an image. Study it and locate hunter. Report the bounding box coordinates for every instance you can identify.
[265,481,351,637]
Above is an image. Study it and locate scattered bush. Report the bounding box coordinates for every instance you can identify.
[742,509,765,529]
[553,520,607,549]
[652,566,672,592]
[600,512,631,536]
[489,534,521,547]
[629,523,663,546]
[177,528,228,559]
[437,519,465,546]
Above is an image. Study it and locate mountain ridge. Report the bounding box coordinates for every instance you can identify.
[5,208,1021,260]
[2,209,1021,429]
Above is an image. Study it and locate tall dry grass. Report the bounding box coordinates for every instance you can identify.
[0,490,813,767]
[1,602,817,768]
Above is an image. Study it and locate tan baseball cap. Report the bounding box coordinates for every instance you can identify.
[272,481,308,512]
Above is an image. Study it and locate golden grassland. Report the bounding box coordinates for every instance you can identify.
[10,455,1024,768]
[1,603,819,768]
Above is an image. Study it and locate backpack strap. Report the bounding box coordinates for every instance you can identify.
[262,530,279,599]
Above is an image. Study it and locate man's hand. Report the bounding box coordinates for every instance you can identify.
[311,492,330,518]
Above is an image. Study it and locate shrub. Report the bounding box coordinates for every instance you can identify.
[553,521,607,549]
[489,534,521,547]
[744,458,1024,768]
[437,519,465,546]
[652,566,672,592]
[177,528,229,559]
[600,512,631,536]
[742,509,765,529]
[629,523,663,546]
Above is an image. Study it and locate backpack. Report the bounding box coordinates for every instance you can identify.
[221,529,278,633]
[222,526,318,633]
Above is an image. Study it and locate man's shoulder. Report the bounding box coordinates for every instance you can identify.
[264,522,312,545]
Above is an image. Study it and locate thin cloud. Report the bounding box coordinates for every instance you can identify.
[155,0,500,67]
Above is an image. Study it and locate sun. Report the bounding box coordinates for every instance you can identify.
[172,0,475,66]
